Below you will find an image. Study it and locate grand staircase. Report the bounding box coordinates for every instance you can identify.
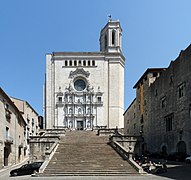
[42,131,138,176]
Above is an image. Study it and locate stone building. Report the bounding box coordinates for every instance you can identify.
[11,97,39,156]
[44,19,125,130]
[124,44,191,155]
[0,87,26,169]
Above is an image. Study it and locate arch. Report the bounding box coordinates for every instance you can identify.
[83,60,86,66]
[69,121,73,128]
[65,61,68,66]
[160,143,168,154]
[112,30,116,45]
[92,60,95,66]
[177,141,187,153]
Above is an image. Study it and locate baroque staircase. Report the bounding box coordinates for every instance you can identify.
[42,131,138,176]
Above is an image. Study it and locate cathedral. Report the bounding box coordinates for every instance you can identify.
[44,19,125,130]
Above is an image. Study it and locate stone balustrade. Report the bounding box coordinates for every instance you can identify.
[96,128,119,136]
[109,134,145,174]
[29,129,66,164]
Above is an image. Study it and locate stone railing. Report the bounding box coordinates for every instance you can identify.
[39,128,66,136]
[29,135,60,163]
[29,129,67,176]
[97,128,120,136]
[109,135,145,174]
[38,141,60,174]
[93,125,107,130]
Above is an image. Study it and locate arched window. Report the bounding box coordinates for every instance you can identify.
[79,60,81,66]
[92,60,95,66]
[69,60,72,66]
[74,60,77,66]
[88,60,90,66]
[65,61,68,66]
[83,60,86,66]
[112,30,115,45]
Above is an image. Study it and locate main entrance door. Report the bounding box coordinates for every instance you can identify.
[77,121,83,130]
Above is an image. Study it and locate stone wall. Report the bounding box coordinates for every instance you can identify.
[124,44,191,155]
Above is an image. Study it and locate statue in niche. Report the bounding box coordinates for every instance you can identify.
[78,108,82,114]
[87,108,90,114]
[69,96,72,103]
[69,108,73,114]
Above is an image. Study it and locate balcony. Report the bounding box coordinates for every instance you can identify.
[56,101,64,107]
[5,136,13,144]
[95,101,103,106]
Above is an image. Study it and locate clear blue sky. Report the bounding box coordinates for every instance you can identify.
[1,0,191,115]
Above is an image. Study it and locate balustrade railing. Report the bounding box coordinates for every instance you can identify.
[96,128,118,136]
[108,133,144,173]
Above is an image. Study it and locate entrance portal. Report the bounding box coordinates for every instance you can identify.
[77,121,84,130]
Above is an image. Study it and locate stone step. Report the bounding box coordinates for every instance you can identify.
[42,131,138,176]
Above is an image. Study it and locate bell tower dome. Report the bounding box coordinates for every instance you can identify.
[100,18,122,53]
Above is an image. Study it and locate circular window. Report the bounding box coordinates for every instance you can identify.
[74,79,86,91]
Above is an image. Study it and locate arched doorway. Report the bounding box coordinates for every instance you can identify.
[162,145,167,154]
[177,141,186,153]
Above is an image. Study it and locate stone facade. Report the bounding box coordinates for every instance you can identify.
[44,19,125,130]
[124,44,191,155]
[0,87,26,169]
[11,97,39,156]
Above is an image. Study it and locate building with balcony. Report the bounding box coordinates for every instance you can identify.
[10,97,39,156]
[44,19,125,130]
[0,87,26,169]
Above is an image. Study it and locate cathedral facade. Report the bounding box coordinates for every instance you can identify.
[44,19,125,130]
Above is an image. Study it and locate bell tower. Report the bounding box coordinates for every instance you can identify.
[100,18,122,53]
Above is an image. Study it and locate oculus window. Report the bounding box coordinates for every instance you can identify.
[74,79,86,91]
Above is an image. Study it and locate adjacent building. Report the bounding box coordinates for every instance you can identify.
[124,44,191,155]
[44,19,125,130]
[11,97,39,155]
[0,87,27,169]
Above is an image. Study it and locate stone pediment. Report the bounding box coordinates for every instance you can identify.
[69,67,90,78]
